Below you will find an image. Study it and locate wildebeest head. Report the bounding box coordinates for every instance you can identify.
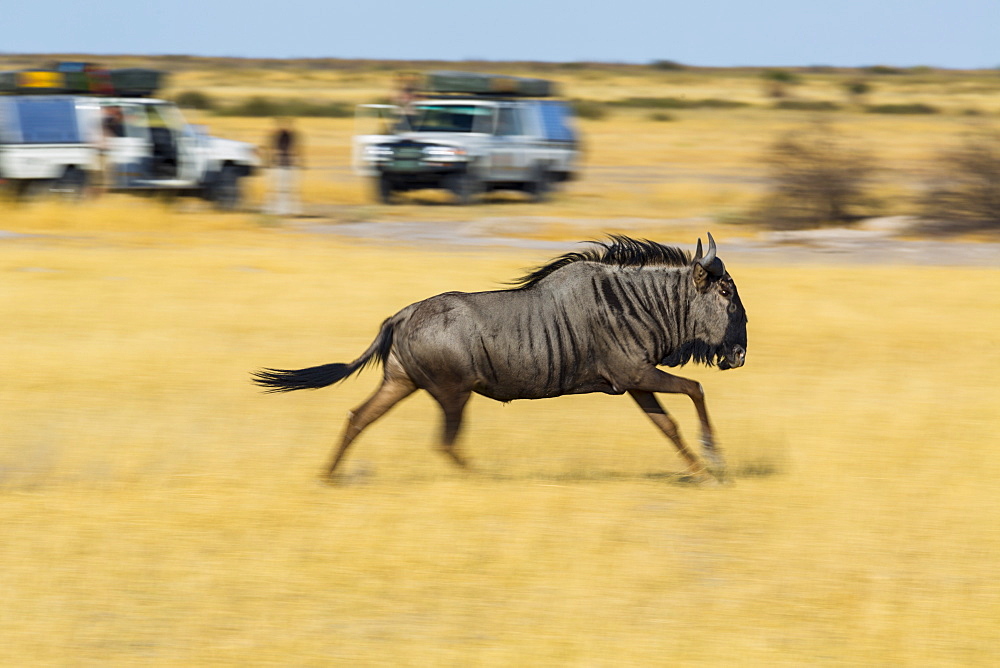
[664,233,748,370]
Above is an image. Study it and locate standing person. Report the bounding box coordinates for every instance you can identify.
[95,105,125,196]
[393,72,421,131]
[266,117,303,216]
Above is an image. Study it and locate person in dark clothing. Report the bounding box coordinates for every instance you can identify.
[266,117,303,216]
[102,106,125,138]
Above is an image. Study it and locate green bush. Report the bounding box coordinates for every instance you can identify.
[865,103,938,115]
[285,100,352,118]
[216,96,352,118]
[773,100,842,111]
[610,97,749,110]
[571,99,609,121]
[762,69,800,84]
[650,60,686,71]
[217,96,279,117]
[862,65,907,75]
[761,69,801,99]
[174,90,215,110]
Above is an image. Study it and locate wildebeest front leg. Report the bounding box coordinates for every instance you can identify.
[326,374,416,482]
[628,390,709,479]
[633,367,726,474]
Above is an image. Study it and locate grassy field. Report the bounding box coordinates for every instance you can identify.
[1,213,998,665]
[1,58,1000,665]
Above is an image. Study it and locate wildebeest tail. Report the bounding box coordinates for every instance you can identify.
[252,318,394,393]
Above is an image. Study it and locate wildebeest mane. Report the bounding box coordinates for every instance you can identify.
[508,235,692,290]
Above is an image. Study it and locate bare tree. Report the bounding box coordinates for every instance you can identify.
[921,129,1000,229]
[758,122,878,228]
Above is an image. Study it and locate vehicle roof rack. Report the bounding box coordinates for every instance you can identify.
[0,63,166,97]
[421,71,557,98]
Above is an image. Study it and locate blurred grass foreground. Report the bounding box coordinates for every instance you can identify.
[0,201,998,665]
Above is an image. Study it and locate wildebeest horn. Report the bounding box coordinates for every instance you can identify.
[699,232,717,268]
[695,232,724,277]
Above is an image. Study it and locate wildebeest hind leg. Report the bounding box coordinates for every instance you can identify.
[429,389,472,469]
[325,373,417,482]
[628,389,710,480]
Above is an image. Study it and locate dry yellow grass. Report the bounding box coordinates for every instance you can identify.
[0,220,998,665]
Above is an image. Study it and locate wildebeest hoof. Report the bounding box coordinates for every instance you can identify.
[707,466,731,484]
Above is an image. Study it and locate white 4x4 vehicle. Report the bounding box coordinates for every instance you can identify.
[0,69,259,208]
[353,72,580,204]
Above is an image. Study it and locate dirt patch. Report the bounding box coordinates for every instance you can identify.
[288,214,1000,267]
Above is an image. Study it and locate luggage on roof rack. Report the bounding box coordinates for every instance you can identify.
[108,68,164,97]
[0,64,165,97]
[423,71,556,98]
[56,62,114,94]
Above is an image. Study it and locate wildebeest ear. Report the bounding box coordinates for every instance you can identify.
[692,261,711,291]
[694,238,704,262]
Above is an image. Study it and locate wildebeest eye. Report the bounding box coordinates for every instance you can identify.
[719,285,732,298]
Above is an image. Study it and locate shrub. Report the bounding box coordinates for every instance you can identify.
[757,122,878,228]
[174,90,215,110]
[571,99,609,121]
[865,103,938,115]
[648,112,676,122]
[610,97,749,110]
[761,69,801,98]
[920,130,1000,228]
[285,100,352,118]
[217,96,280,117]
[863,65,906,75]
[773,100,842,111]
[216,96,352,118]
[650,60,686,71]
[843,80,872,104]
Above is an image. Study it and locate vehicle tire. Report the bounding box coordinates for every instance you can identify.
[376,173,397,204]
[50,166,88,201]
[446,170,481,206]
[527,165,552,203]
[12,179,37,201]
[211,165,243,211]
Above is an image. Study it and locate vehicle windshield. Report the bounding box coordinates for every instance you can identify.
[410,104,491,133]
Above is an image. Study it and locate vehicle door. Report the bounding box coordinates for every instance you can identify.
[101,101,150,187]
[145,103,199,184]
[490,103,531,181]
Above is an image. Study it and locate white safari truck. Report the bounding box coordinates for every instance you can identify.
[353,71,580,204]
[0,65,259,208]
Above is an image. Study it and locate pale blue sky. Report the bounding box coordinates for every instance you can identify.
[4,0,997,68]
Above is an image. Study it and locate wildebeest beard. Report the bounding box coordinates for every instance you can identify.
[661,339,727,369]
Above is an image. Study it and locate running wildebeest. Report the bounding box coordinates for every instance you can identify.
[253,233,747,482]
